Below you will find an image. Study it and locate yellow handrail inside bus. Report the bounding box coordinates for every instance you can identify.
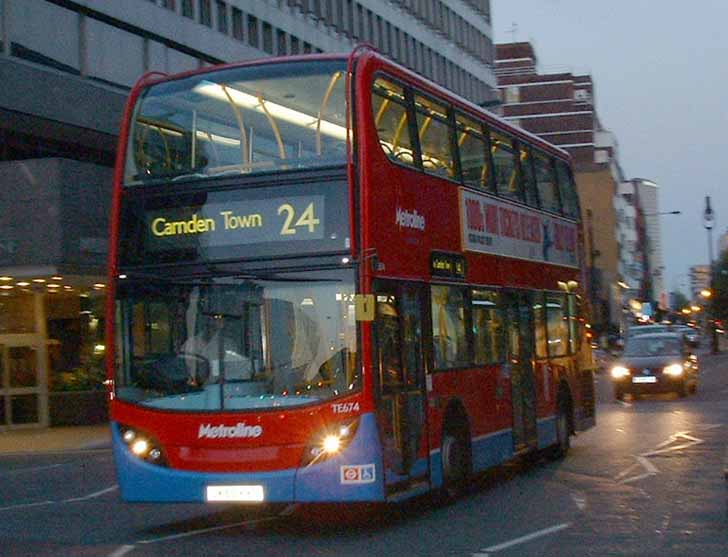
[220,84,249,165]
[316,71,343,156]
[257,93,286,159]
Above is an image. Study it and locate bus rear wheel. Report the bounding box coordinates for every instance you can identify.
[440,429,471,501]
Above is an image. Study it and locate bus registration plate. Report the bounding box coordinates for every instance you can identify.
[206,485,264,502]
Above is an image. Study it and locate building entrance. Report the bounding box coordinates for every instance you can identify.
[0,334,48,428]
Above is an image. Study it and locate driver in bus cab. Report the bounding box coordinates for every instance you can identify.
[181,316,250,386]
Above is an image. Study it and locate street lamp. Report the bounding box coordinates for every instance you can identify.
[703,196,718,353]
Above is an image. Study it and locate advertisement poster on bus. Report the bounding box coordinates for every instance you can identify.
[460,189,579,268]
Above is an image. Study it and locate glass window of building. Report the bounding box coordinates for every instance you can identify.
[262,23,273,54]
[232,7,244,40]
[248,15,259,48]
[199,0,212,26]
[182,0,193,18]
[216,1,228,34]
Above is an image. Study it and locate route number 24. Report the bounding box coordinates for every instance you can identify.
[278,202,320,235]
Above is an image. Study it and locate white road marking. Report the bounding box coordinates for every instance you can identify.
[641,432,704,457]
[107,545,135,557]
[62,485,118,503]
[571,492,587,511]
[480,523,571,552]
[0,463,66,477]
[617,456,659,484]
[137,516,280,544]
[696,423,722,431]
[0,484,118,512]
[0,500,55,512]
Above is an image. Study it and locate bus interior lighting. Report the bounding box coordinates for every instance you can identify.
[193,81,347,141]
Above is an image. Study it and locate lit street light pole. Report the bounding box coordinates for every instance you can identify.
[703,196,718,353]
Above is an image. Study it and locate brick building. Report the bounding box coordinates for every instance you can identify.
[495,42,622,334]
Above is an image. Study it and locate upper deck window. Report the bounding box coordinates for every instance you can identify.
[518,145,539,208]
[124,60,348,186]
[534,152,561,214]
[491,131,520,203]
[555,160,579,219]
[456,113,493,192]
[371,77,417,168]
[414,94,455,179]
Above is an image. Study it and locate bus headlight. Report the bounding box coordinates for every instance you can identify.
[119,425,168,467]
[610,366,630,379]
[301,418,360,467]
[663,364,684,377]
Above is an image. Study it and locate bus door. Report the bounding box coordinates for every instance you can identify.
[373,282,428,490]
[504,292,538,452]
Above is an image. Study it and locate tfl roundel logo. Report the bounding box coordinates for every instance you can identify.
[340,464,376,484]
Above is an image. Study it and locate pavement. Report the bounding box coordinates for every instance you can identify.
[0,423,111,455]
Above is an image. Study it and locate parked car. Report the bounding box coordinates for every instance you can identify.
[610,332,699,400]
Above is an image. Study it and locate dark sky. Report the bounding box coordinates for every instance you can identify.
[492,0,728,295]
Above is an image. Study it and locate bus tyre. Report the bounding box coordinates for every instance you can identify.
[677,381,688,398]
[551,397,571,459]
[440,429,471,501]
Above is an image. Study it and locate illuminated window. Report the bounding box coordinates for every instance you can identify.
[472,290,503,365]
[546,293,569,357]
[414,94,455,179]
[371,78,416,168]
[518,145,539,208]
[456,113,491,191]
[535,152,561,214]
[532,293,548,359]
[431,286,468,370]
[491,130,520,202]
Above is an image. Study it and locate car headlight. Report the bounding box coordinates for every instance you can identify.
[300,418,360,467]
[119,425,168,467]
[610,366,630,379]
[663,363,684,376]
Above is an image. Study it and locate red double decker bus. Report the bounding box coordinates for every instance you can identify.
[106,47,595,504]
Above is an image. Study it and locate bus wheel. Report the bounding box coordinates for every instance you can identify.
[550,396,571,459]
[440,428,471,501]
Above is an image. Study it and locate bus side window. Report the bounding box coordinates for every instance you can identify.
[456,113,493,192]
[431,285,469,369]
[371,78,417,168]
[472,289,504,365]
[555,160,579,219]
[518,144,539,208]
[414,94,455,179]
[491,130,521,203]
[567,294,580,354]
[546,293,569,358]
[535,153,561,214]
[376,295,404,388]
[532,292,548,359]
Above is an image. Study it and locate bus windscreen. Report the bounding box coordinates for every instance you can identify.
[124,60,348,185]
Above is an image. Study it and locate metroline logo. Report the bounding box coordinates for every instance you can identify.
[395,207,426,231]
[198,422,263,439]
